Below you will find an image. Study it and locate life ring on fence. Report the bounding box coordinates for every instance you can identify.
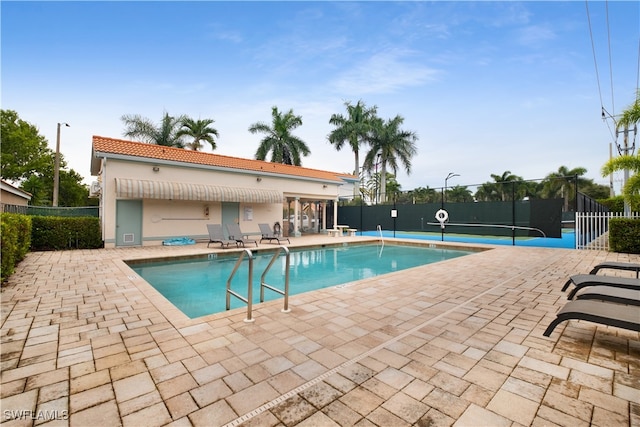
[435,209,449,223]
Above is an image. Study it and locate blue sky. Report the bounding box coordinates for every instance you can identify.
[3,1,639,193]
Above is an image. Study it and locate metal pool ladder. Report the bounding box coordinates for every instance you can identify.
[226,247,291,322]
[261,246,291,313]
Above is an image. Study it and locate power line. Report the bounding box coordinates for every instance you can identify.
[585,1,605,112]
[605,1,615,115]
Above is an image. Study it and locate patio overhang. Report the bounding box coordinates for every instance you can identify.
[115,178,283,204]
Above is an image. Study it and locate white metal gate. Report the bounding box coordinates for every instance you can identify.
[576,212,640,250]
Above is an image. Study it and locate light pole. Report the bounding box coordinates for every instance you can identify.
[443,172,460,206]
[441,172,459,242]
[53,122,70,207]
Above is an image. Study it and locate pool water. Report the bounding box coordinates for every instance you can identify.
[129,243,473,318]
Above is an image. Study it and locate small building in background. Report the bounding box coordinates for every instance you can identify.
[90,136,358,247]
[1,179,32,213]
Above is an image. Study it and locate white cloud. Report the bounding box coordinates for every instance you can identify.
[331,49,441,95]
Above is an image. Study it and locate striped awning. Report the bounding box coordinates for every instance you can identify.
[115,178,283,204]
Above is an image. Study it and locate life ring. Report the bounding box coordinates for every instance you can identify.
[435,209,449,223]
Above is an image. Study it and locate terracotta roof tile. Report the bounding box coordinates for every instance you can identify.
[92,136,357,183]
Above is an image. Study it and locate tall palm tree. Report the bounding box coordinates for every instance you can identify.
[249,106,310,166]
[177,118,219,151]
[121,112,187,148]
[328,100,378,177]
[362,115,418,203]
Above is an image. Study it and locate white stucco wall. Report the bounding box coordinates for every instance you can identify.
[98,158,344,247]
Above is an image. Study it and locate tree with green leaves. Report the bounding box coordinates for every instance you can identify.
[1,109,93,206]
[121,112,188,147]
[328,100,378,178]
[177,118,219,151]
[1,109,54,181]
[362,115,417,203]
[249,106,310,166]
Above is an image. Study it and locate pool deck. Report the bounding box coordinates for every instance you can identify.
[1,235,639,426]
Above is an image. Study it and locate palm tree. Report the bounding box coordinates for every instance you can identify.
[362,115,418,203]
[121,112,187,148]
[616,90,640,129]
[249,106,310,166]
[328,100,378,177]
[177,118,219,151]
[602,154,640,211]
[542,166,588,211]
[489,171,523,201]
[447,185,474,203]
[475,182,499,202]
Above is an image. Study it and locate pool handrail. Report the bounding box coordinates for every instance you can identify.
[225,248,255,323]
[260,246,291,313]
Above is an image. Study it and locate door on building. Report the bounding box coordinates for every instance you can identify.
[116,200,142,246]
[221,202,239,238]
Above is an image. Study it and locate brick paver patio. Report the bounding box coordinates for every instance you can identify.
[1,236,638,426]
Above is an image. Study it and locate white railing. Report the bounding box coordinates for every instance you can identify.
[576,212,640,250]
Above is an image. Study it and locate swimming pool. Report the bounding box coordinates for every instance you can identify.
[128,243,474,318]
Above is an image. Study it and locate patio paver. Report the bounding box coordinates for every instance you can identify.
[1,235,639,426]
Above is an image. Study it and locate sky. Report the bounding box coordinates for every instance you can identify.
[2,1,639,193]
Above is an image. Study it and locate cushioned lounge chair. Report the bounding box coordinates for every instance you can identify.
[258,223,290,244]
[206,224,236,248]
[574,286,640,306]
[226,223,258,247]
[543,299,640,337]
[561,274,640,299]
[589,261,640,278]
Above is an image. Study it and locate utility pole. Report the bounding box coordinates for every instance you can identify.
[617,124,637,216]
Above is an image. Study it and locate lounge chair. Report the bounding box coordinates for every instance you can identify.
[206,224,236,248]
[258,223,290,244]
[562,274,640,299]
[589,261,640,278]
[573,286,640,306]
[543,299,640,337]
[226,223,258,247]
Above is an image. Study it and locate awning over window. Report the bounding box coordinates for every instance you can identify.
[115,178,283,204]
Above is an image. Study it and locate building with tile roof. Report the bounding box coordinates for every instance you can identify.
[91,136,358,247]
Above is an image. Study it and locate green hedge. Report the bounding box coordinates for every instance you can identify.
[609,218,640,254]
[596,196,625,213]
[1,213,32,281]
[30,216,103,251]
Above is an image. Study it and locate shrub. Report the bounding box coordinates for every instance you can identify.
[30,216,103,251]
[609,218,640,254]
[597,196,625,213]
[1,213,32,281]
